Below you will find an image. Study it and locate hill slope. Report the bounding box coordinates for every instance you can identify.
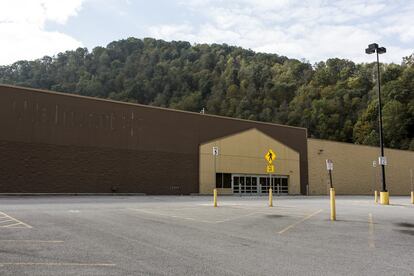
[1,37,413,150]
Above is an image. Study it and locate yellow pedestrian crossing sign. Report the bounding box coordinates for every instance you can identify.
[266,164,275,173]
[265,149,276,164]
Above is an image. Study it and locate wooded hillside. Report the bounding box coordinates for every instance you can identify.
[1,37,413,150]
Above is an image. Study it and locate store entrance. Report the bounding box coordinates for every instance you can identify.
[232,175,258,195]
[232,174,288,195]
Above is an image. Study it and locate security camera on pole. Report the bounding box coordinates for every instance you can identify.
[326,159,335,221]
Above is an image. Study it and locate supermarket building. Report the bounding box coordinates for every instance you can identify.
[0,85,413,195]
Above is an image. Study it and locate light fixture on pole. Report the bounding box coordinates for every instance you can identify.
[365,43,389,205]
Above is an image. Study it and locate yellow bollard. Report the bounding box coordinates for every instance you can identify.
[213,188,217,207]
[374,190,378,203]
[380,191,389,205]
[411,191,414,204]
[269,188,273,207]
[330,188,336,221]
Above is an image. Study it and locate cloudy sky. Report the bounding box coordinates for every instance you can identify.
[1,0,413,65]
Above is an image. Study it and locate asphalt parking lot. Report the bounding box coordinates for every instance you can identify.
[0,195,413,276]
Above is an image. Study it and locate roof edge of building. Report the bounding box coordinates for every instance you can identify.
[1,84,307,132]
[308,137,414,154]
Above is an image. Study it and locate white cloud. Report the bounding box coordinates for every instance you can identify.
[0,0,84,65]
[150,0,414,63]
[149,24,196,41]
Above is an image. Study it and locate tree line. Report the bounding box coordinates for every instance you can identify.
[1,37,413,150]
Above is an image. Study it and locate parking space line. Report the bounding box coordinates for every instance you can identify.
[222,205,313,217]
[128,208,261,224]
[198,204,299,209]
[215,212,259,223]
[127,208,217,224]
[128,207,313,225]
[231,204,299,209]
[0,262,116,267]
[368,213,375,248]
[0,240,64,243]
[194,205,312,218]
[0,219,15,224]
[3,222,27,228]
[278,209,323,234]
[0,211,32,229]
[169,207,210,211]
[102,229,242,276]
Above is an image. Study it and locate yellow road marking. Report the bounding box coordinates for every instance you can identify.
[0,211,32,228]
[278,209,323,234]
[0,262,115,267]
[368,213,375,248]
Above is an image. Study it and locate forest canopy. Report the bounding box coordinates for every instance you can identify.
[0,37,413,150]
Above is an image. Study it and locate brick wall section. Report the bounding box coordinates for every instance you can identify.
[0,140,196,194]
[308,138,414,195]
[0,85,308,194]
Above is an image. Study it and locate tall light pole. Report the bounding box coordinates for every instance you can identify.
[365,43,389,205]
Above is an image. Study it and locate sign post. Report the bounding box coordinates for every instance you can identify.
[212,147,219,207]
[213,146,219,190]
[410,169,413,205]
[373,161,378,203]
[378,156,389,205]
[326,159,333,188]
[326,159,335,221]
[265,149,276,206]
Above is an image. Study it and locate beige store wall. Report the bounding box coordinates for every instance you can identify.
[199,128,300,194]
[308,138,414,195]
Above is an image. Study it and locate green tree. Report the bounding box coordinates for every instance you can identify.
[0,37,412,150]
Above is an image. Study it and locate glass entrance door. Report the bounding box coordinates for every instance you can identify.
[233,174,289,195]
[259,176,289,195]
[232,175,258,195]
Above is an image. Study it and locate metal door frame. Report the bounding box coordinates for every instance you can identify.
[232,174,261,195]
[232,174,289,195]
